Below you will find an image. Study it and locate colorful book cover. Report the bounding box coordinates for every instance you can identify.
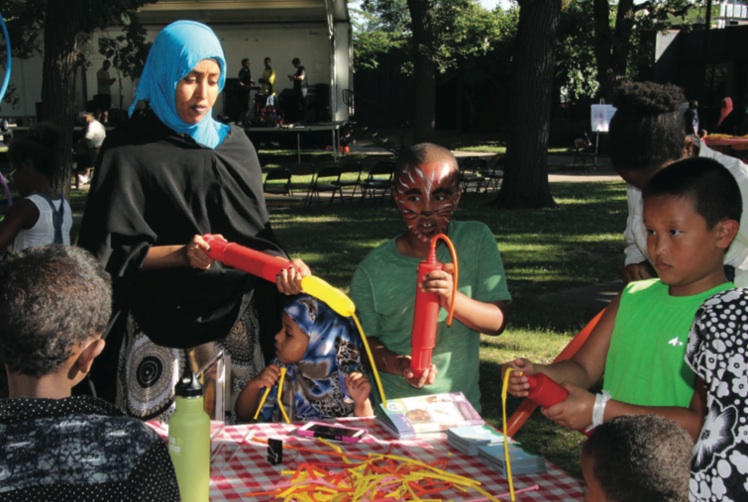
[376,392,484,439]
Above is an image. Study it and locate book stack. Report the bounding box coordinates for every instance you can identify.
[376,392,484,439]
[477,443,547,477]
[446,424,506,456]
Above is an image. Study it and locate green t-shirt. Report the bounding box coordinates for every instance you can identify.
[604,279,731,407]
[350,220,511,412]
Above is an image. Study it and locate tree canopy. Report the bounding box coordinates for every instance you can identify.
[3,0,154,196]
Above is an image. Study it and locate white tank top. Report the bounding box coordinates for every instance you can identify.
[12,193,73,252]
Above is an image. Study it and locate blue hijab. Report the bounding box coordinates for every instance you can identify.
[128,20,229,149]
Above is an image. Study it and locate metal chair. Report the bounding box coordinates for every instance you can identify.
[283,163,317,205]
[360,161,395,203]
[458,157,486,193]
[262,167,292,196]
[481,155,504,192]
[332,161,364,202]
[308,165,342,206]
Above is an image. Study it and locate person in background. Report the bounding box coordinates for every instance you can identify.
[75,112,106,185]
[0,245,180,501]
[288,57,307,123]
[258,56,276,108]
[581,415,692,502]
[78,21,310,421]
[502,158,739,439]
[0,123,71,255]
[684,99,699,136]
[712,96,739,135]
[0,117,11,145]
[237,58,255,125]
[235,294,373,422]
[95,60,117,124]
[608,80,748,286]
[350,143,510,412]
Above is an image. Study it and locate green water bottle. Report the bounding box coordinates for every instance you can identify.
[168,365,210,502]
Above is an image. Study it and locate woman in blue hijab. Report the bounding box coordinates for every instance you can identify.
[130,20,228,149]
[79,21,310,421]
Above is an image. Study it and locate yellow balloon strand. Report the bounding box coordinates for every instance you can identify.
[502,369,516,501]
[252,366,290,423]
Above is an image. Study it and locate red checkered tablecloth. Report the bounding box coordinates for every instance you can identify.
[150,418,584,501]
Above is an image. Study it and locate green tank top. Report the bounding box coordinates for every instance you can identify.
[604,279,730,407]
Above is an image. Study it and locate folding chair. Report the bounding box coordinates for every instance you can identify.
[262,167,292,196]
[360,161,395,203]
[308,165,342,206]
[481,155,504,192]
[572,133,598,172]
[458,157,486,193]
[284,163,317,205]
[332,161,364,202]
[503,308,605,438]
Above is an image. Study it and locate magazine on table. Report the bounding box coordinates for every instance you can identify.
[447,424,506,456]
[376,392,484,439]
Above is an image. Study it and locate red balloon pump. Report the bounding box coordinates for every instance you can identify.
[202,234,356,318]
[524,373,569,408]
[523,372,591,436]
[203,234,295,283]
[409,233,458,379]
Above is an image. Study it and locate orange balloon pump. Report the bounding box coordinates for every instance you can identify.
[409,234,458,379]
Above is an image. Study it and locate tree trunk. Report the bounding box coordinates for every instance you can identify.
[593,0,614,102]
[41,0,82,198]
[493,0,560,209]
[611,0,635,79]
[407,0,436,143]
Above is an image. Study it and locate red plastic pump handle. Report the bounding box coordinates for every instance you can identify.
[202,234,295,283]
[409,233,459,378]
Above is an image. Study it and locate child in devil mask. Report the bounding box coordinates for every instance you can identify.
[350,143,511,412]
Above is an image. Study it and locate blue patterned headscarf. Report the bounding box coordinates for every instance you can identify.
[128,20,229,149]
[260,294,365,421]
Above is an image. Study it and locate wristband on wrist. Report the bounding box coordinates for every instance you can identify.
[587,390,611,431]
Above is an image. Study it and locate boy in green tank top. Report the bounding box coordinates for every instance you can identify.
[502,157,741,439]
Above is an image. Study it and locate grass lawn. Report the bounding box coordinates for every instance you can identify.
[59,167,628,480]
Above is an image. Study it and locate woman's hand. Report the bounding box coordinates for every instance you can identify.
[184,234,215,269]
[276,258,311,295]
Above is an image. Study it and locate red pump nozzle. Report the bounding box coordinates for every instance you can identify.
[409,234,458,379]
[524,373,569,408]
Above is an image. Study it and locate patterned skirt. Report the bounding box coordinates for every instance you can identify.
[116,300,265,423]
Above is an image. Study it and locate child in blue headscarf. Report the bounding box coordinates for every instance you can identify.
[235,294,374,422]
